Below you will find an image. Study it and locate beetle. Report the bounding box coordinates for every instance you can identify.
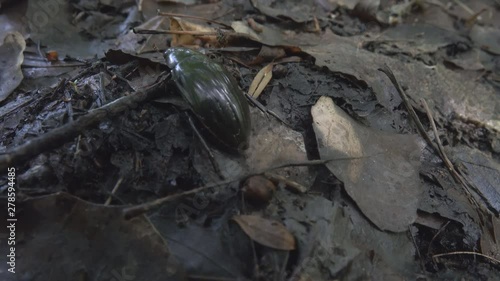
[164,48,251,153]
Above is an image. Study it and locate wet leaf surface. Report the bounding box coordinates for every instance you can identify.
[0,192,185,281]
[233,215,296,250]
[446,145,500,214]
[312,96,422,232]
[25,0,116,59]
[150,208,250,280]
[1,0,500,280]
[470,25,500,55]
[304,31,500,131]
[0,32,25,102]
[250,0,327,23]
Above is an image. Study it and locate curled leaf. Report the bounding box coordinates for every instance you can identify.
[248,63,273,99]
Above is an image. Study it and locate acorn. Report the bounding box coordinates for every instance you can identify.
[241,176,277,205]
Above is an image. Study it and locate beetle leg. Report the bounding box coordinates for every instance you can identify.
[185,113,225,180]
[245,93,268,115]
[245,93,292,128]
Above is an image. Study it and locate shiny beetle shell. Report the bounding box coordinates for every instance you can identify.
[164,48,251,152]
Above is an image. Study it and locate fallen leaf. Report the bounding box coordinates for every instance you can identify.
[480,217,500,261]
[446,145,500,213]
[470,25,500,55]
[233,215,296,250]
[170,17,216,47]
[304,31,500,132]
[0,192,185,280]
[311,96,422,232]
[116,15,169,54]
[0,31,25,102]
[248,63,273,98]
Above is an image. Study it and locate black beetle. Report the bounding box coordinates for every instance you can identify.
[164,48,251,153]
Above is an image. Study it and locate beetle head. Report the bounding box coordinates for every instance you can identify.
[164,48,199,68]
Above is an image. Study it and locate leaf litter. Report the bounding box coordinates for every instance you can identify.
[311,96,423,232]
[0,0,500,280]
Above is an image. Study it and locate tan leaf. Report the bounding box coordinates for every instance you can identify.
[170,17,216,47]
[248,63,273,99]
[232,215,295,250]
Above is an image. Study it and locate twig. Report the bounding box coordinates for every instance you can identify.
[432,251,500,266]
[421,99,454,171]
[0,76,168,170]
[427,221,450,255]
[408,226,425,271]
[453,0,475,15]
[377,65,437,152]
[379,65,495,219]
[133,29,217,36]
[36,40,47,62]
[64,88,74,122]
[105,176,124,206]
[157,11,232,29]
[122,155,377,220]
[186,113,224,180]
[422,98,493,214]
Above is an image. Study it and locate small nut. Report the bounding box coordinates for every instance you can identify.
[242,176,277,205]
[45,50,59,62]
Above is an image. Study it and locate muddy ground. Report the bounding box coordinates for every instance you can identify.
[0,0,499,280]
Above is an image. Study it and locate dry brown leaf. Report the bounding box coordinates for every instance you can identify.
[248,63,273,99]
[232,215,296,250]
[311,96,422,232]
[170,17,216,47]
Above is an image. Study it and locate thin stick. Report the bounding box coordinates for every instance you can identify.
[421,99,454,171]
[379,65,494,218]
[377,65,437,152]
[0,76,168,170]
[157,12,232,29]
[422,99,493,216]
[427,221,450,255]
[408,226,424,271]
[133,29,217,36]
[432,251,500,266]
[104,176,124,206]
[186,113,224,179]
[122,155,377,220]
[22,63,88,68]
[36,40,47,61]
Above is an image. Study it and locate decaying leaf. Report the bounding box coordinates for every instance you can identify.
[248,63,273,98]
[250,0,321,23]
[0,192,185,281]
[170,17,216,47]
[0,31,25,102]
[193,106,313,189]
[117,15,170,54]
[304,31,500,132]
[232,215,296,250]
[311,96,422,232]
[470,25,500,55]
[245,107,313,189]
[157,0,197,5]
[231,21,261,41]
[446,145,500,213]
[480,217,500,261]
[25,0,113,58]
